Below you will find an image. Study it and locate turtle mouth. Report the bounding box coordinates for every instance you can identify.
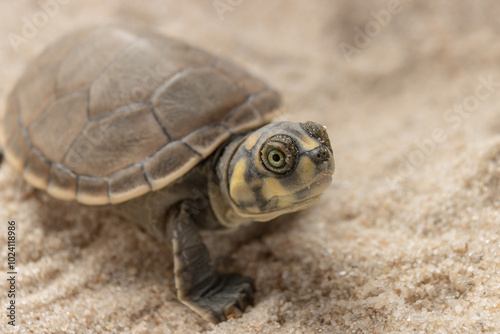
[279,171,333,209]
[244,171,333,221]
[293,171,333,200]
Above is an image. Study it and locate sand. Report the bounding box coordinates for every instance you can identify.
[1,0,500,333]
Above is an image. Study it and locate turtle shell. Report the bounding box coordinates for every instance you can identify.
[0,25,281,205]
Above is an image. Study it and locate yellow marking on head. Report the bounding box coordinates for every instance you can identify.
[229,159,255,204]
[245,131,260,150]
[230,160,246,191]
[263,177,290,199]
[277,196,299,208]
[296,156,316,183]
[296,133,319,151]
[231,184,256,205]
[244,206,260,213]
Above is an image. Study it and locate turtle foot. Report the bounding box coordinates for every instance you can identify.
[181,274,255,323]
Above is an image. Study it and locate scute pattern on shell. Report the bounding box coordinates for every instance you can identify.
[0,25,281,205]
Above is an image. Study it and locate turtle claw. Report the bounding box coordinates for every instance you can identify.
[184,274,255,323]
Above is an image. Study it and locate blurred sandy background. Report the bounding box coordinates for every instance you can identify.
[1,0,500,333]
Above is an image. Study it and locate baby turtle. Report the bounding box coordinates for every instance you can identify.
[0,26,334,323]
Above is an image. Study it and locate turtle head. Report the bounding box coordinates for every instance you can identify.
[216,121,334,225]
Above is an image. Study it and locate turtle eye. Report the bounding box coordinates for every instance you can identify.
[267,149,285,168]
[261,135,297,174]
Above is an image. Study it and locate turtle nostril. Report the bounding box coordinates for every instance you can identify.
[312,147,330,163]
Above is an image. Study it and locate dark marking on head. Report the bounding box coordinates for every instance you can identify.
[300,121,332,152]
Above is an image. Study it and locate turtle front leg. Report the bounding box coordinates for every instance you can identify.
[169,201,255,323]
